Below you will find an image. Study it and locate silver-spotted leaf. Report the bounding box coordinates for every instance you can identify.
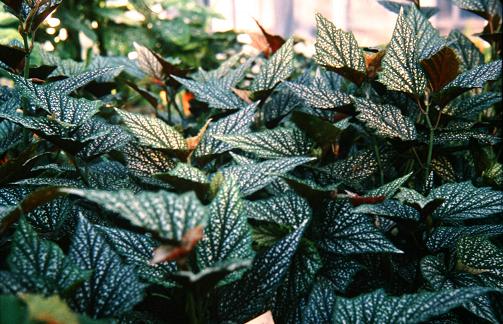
[447,29,484,71]
[221,156,315,196]
[213,127,313,159]
[193,102,256,158]
[334,288,491,324]
[173,76,246,110]
[443,92,502,120]
[64,189,206,242]
[45,67,121,94]
[380,8,427,95]
[284,77,351,109]
[314,14,366,85]
[426,225,503,252]
[353,98,417,140]
[442,60,502,91]
[215,221,307,322]
[354,199,420,221]
[319,201,402,254]
[246,191,311,227]
[0,218,89,295]
[302,279,338,324]
[250,38,294,93]
[98,226,177,288]
[406,5,446,60]
[428,182,503,222]
[197,178,253,278]
[69,216,144,318]
[116,109,187,151]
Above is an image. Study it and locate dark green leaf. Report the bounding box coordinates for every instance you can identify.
[116,109,187,151]
[197,177,253,280]
[284,77,351,109]
[302,279,337,324]
[429,182,503,221]
[447,30,484,71]
[69,216,144,318]
[334,288,492,324]
[0,218,89,295]
[426,225,503,251]
[354,199,420,221]
[246,191,311,227]
[319,201,402,254]
[193,102,256,158]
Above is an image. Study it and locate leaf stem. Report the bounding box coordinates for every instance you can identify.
[21,29,31,79]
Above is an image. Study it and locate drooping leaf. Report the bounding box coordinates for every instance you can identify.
[246,191,311,227]
[333,288,491,324]
[250,38,294,93]
[428,182,503,222]
[314,14,366,85]
[116,109,187,151]
[379,8,427,95]
[221,156,316,196]
[0,217,88,296]
[318,201,402,254]
[193,102,257,158]
[353,97,417,141]
[64,189,206,242]
[215,221,308,322]
[69,216,144,318]
[213,127,313,159]
[197,177,253,280]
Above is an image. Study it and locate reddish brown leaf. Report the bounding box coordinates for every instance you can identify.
[150,226,204,264]
[254,19,285,58]
[347,192,386,207]
[232,88,252,104]
[186,118,212,151]
[420,47,460,92]
[365,50,386,80]
[182,91,195,117]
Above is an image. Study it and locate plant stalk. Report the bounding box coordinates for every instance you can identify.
[22,30,31,78]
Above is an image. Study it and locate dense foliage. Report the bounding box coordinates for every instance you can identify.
[0,0,502,323]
